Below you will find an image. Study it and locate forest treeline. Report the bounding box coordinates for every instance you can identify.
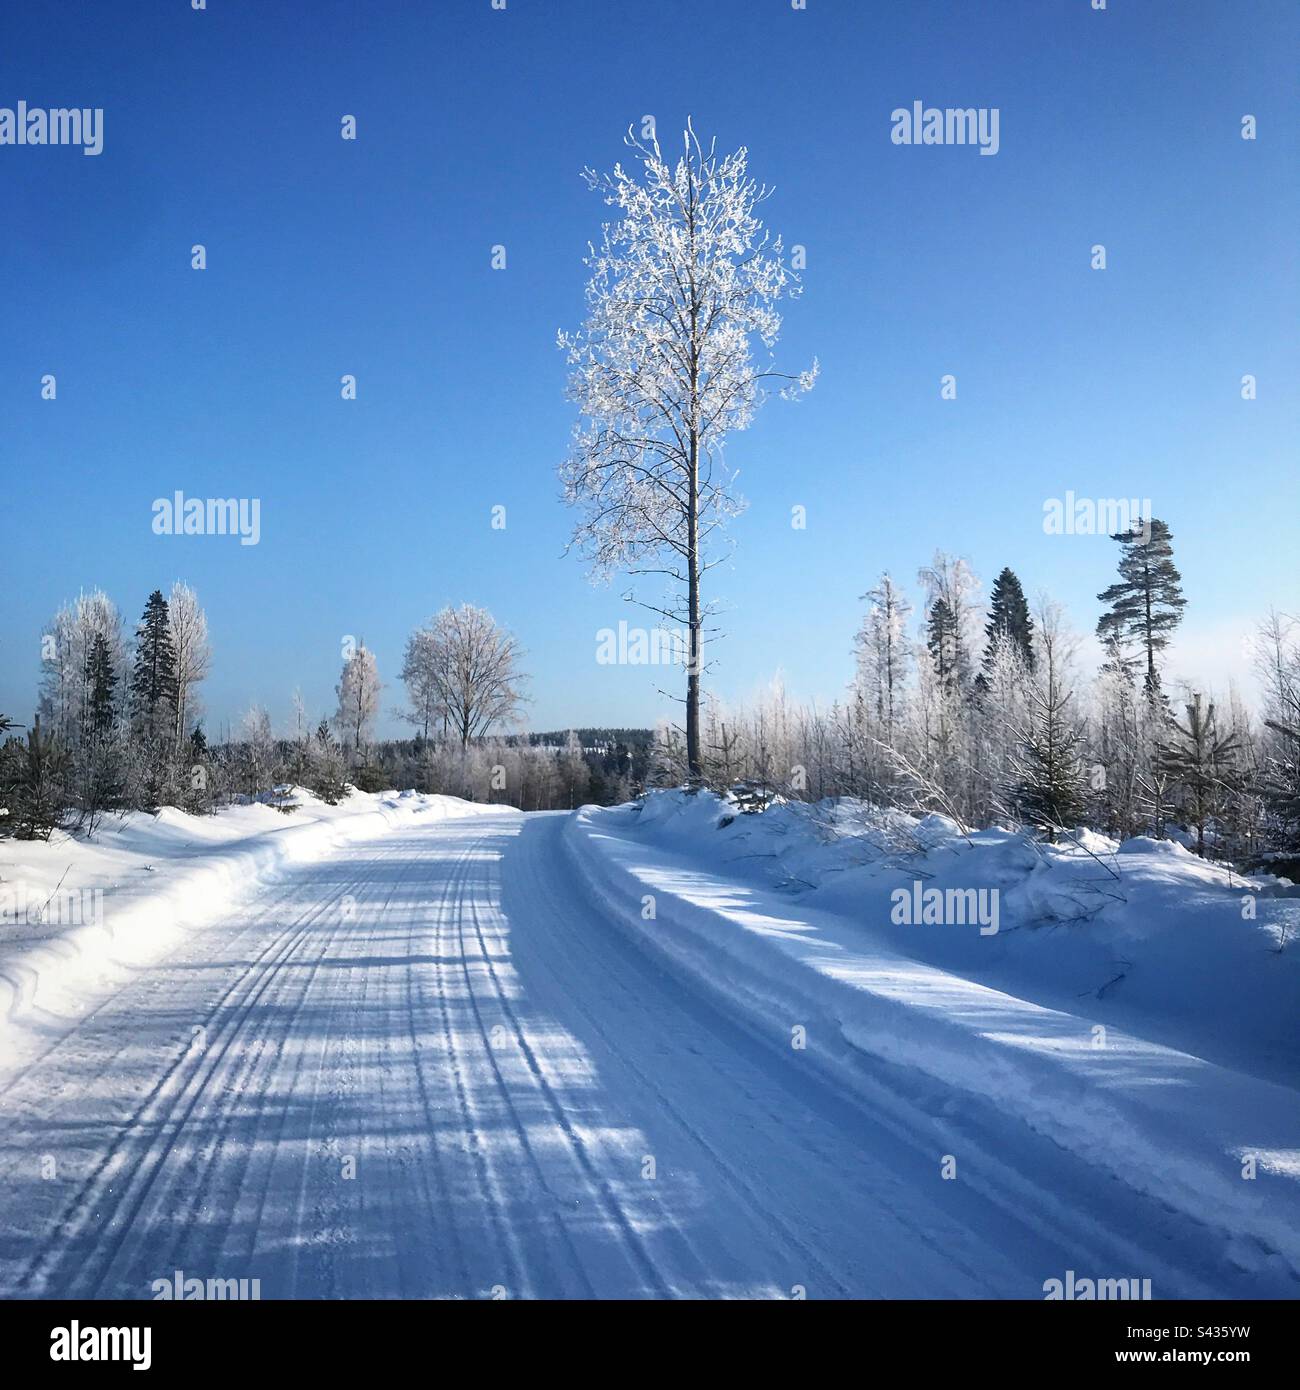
[647,521,1300,872]
[0,586,650,837]
[3,520,1297,875]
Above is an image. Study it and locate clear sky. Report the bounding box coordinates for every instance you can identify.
[1,0,1296,737]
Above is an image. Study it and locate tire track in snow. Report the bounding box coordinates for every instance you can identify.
[510,816,855,1297]
[424,827,536,1298]
[17,868,369,1296]
[136,846,415,1294]
[400,841,471,1295]
[459,837,672,1297]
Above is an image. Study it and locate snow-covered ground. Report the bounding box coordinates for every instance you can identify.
[0,789,510,1086]
[592,791,1300,1083]
[0,789,1296,1298]
[566,791,1300,1289]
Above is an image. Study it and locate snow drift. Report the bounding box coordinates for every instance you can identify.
[564,789,1300,1281]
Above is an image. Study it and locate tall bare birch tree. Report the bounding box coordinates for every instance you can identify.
[168,581,211,746]
[559,121,816,777]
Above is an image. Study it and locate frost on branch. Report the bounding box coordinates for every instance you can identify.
[557,119,816,774]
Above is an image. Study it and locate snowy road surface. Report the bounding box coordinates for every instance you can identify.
[0,811,1289,1299]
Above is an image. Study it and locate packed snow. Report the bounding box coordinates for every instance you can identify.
[0,789,510,1086]
[0,788,1296,1298]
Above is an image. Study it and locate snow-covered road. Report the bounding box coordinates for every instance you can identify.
[0,811,1286,1299]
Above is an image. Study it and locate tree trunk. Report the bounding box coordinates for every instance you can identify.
[686,430,702,779]
[684,175,703,782]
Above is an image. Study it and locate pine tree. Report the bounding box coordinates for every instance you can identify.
[130,590,179,731]
[1157,694,1239,858]
[1096,519,1186,703]
[981,568,1035,675]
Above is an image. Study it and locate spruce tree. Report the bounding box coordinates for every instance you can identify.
[130,590,179,730]
[1096,519,1186,702]
[981,568,1035,674]
[77,633,124,825]
[181,726,212,814]
[1009,684,1087,841]
[926,599,960,695]
[12,715,69,841]
[129,590,179,810]
[86,633,117,738]
[1006,607,1086,841]
[1157,694,1239,858]
[308,719,350,805]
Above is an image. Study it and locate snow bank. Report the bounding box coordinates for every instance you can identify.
[0,789,508,1080]
[564,791,1300,1280]
[602,791,1300,1082]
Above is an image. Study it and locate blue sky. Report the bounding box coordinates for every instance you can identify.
[1,0,1296,737]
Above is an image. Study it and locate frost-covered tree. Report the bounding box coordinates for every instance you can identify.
[39,589,127,748]
[1007,602,1086,841]
[400,623,444,741]
[182,725,213,815]
[1255,613,1300,851]
[854,573,911,747]
[1096,518,1186,703]
[9,716,68,841]
[335,643,382,757]
[972,633,1032,822]
[559,121,816,777]
[168,581,211,745]
[308,718,350,805]
[1088,638,1144,838]
[424,605,527,750]
[918,552,982,693]
[1220,683,1263,863]
[1157,693,1239,858]
[240,704,276,798]
[558,729,590,809]
[909,569,973,814]
[287,688,310,783]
